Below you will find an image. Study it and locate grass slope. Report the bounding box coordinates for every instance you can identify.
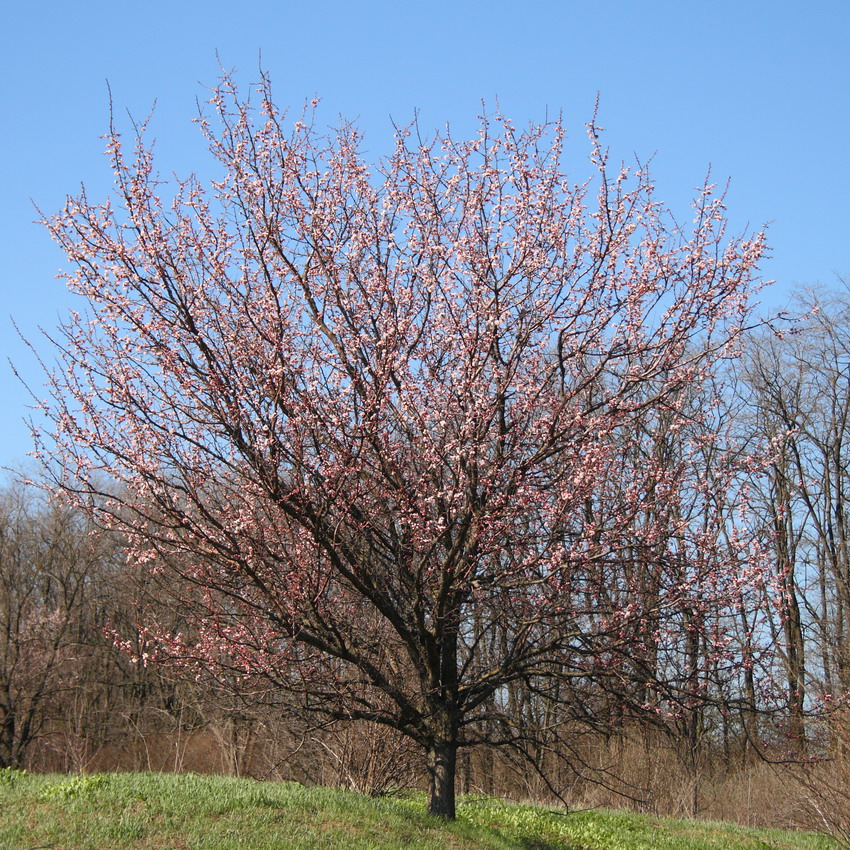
[0,770,837,850]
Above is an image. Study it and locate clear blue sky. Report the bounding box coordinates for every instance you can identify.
[2,0,848,469]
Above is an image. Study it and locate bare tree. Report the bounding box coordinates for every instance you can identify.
[0,480,116,768]
[742,286,850,743]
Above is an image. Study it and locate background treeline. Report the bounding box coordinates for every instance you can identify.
[3,287,850,839]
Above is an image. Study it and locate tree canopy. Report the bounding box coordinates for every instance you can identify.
[38,73,768,817]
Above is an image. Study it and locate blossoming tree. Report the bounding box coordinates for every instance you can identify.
[38,73,767,817]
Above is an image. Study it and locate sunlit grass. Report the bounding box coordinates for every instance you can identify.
[0,770,837,849]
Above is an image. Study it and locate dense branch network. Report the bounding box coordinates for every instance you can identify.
[38,72,769,817]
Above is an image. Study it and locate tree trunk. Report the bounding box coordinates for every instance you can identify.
[426,735,458,819]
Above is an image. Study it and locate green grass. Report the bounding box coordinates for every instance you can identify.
[0,770,837,850]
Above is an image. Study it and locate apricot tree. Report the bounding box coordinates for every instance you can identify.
[39,73,767,816]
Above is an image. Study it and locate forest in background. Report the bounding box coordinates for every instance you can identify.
[4,287,850,841]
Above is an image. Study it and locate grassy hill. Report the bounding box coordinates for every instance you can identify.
[0,769,837,850]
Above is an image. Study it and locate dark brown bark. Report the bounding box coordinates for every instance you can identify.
[426,734,458,819]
